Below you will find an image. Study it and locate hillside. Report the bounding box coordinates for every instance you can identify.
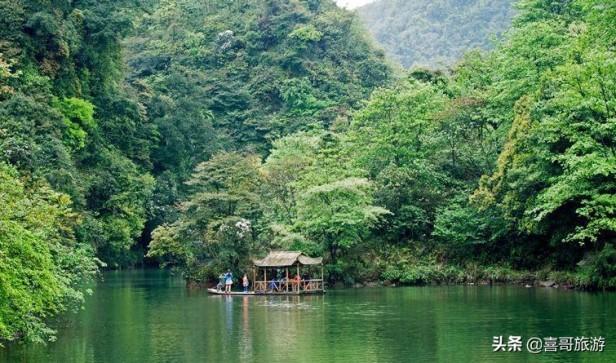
[356,0,516,68]
[126,0,392,162]
[0,0,391,343]
[1,0,614,346]
[125,0,394,257]
[150,0,616,291]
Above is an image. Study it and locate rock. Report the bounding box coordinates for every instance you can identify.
[353,283,364,288]
[383,280,392,287]
[539,280,556,288]
[525,284,532,288]
[365,282,379,288]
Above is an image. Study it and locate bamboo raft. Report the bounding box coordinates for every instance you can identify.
[208,251,326,296]
[207,286,325,296]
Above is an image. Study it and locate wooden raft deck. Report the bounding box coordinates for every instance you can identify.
[207,288,325,296]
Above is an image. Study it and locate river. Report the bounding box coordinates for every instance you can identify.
[1,269,614,362]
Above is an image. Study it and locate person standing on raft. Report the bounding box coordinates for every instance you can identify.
[216,273,225,292]
[242,274,249,293]
[224,270,233,294]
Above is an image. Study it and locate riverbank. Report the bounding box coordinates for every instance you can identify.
[356,263,615,291]
[183,264,612,292]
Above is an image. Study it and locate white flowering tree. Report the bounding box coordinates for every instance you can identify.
[148,152,262,281]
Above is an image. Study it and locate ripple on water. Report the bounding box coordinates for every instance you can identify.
[2,272,615,363]
[256,299,317,310]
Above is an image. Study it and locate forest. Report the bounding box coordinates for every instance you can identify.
[357,0,516,68]
[0,0,615,344]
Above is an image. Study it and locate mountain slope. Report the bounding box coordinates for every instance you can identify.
[357,0,516,68]
[125,0,394,251]
[0,0,393,343]
[126,0,393,166]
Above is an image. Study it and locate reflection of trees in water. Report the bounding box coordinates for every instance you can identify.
[260,296,303,358]
[224,295,233,338]
[4,279,616,363]
[239,296,253,361]
[241,294,327,361]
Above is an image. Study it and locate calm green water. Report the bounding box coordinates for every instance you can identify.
[1,269,615,363]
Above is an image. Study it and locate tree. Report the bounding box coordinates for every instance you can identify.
[0,163,97,343]
[472,0,616,270]
[295,178,390,274]
[148,152,264,281]
[344,80,451,243]
[261,132,321,225]
[357,0,516,68]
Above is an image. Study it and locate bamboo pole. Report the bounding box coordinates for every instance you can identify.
[321,264,324,291]
[286,267,289,292]
[252,267,256,292]
[296,264,300,293]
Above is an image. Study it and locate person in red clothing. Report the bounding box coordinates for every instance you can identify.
[293,274,301,292]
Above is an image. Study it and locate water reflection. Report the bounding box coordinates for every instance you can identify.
[1,270,615,363]
[239,296,252,362]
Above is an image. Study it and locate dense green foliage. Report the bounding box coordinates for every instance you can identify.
[0,0,156,268]
[0,0,157,343]
[0,163,97,344]
[150,0,615,290]
[1,0,614,345]
[357,0,516,68]
[125,0,393,242]
[126,0,391,165]
[0,0,391,343]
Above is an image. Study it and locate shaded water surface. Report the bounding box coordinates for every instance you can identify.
[2,269,614,362]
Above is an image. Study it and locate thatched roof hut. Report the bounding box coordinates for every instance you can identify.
[251,251,324,294]
[253,251,323,267]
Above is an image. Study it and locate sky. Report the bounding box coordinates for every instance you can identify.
[335,0,376,9]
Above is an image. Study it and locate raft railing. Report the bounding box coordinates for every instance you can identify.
[252,278,324,293]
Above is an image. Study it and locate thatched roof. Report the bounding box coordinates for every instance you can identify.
[298,255,323,265]
[253,251,323,267]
